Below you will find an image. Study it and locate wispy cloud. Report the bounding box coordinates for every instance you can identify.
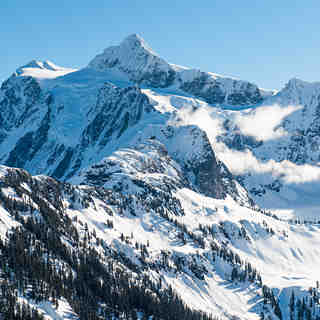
[234,104,301,141]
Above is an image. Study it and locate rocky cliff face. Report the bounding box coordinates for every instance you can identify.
[0,75,43,131]
[178,69,262,106]
[82,130,252,206]
[152,125,251,204]
[0,74,158,180]
[81,82,155,149]
[0,75,51,166]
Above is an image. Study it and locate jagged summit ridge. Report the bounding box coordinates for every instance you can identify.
[88,34,263,105]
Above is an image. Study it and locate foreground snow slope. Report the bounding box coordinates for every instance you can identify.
[0,142,320,319]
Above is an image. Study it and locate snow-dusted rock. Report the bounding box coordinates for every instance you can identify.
[178,69,262,106]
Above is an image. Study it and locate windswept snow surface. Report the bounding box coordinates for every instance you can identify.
[31,172,320,318]
[19,297,79,320]
[73,138,320,318]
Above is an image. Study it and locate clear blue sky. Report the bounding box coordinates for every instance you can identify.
[2,1,320,89]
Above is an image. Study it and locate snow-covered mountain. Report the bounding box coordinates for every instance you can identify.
[1,34,320,320]
[88,34,264,105]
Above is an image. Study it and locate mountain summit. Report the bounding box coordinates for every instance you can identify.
[88,33,175,87]
[121,33,159,56]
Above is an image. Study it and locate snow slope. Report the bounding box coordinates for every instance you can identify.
[0,148,320,319]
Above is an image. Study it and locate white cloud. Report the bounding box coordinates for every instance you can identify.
[234,104,301,141]
[217,145,320,184]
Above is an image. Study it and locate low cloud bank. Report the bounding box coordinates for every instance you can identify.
[174,103,320,185]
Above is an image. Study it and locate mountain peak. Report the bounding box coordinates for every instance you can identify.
[88,34,175,87]
[123,33,144,42]
[121,33,157,55]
